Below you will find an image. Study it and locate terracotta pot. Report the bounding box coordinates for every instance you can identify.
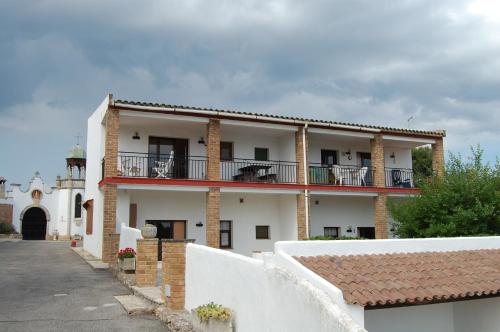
[141,224,157,239]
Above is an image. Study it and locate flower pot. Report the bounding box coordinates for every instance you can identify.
[191,310,233,332]
[141,224,157,239]
[119,257,136,271]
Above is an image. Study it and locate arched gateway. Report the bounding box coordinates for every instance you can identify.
[21,207,47,240]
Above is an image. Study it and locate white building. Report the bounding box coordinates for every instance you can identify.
[0,145,86,240]
[83,94,445,262]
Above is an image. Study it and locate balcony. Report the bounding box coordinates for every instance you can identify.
[385,168,416,188]
[309,164,374,186]
[117,152,207,180]
[221,158,297,184]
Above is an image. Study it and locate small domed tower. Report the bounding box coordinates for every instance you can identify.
[67,144,86,179]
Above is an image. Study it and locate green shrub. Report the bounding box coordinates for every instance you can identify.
[0,222,16,234]
[196,302,232,322]
[306,235,364,240]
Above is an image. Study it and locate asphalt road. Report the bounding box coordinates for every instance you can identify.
[0,240,168,332]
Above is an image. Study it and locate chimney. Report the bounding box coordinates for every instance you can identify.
[0,177,6,199]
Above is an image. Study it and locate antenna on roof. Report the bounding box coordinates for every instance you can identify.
[407,116,414,129]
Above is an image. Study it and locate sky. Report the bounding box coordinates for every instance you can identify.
[0,0,499,185]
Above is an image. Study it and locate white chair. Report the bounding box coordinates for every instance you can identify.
[331,165,344,185]
[358,167,368,186]
[153,151,174,178]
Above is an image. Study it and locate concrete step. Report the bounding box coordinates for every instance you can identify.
[132,286,165,306]
[114,295,155,315]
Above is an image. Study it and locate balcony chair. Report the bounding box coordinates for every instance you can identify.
[154,151,174,178]
[331,165,345,185]
[358,166,369,186]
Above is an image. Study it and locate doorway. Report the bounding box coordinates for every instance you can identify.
[146,220,187,260]
[22,207,47,240]
[148,137,189,178]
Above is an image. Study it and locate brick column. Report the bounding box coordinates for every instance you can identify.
[103,233,120,262]
[296,193,308,240]
[432,137,445,178]
[206,187,220,248]
[162,240,194,310]
[371,134,385,187]
[206,119,220,181]
[295,126,307,185]
[374,194,388,239]
[102,107,120,262]
[136,239,158,287]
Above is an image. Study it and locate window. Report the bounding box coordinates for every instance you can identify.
[357,227,375,239]
[75,193,82,219]
[220,220,232,248]
[220,142,233,161]
[254,148,269,161]
[358,152,371,167]
[321,149,338,165]
[324,227,340,238]
[256,225,270,239]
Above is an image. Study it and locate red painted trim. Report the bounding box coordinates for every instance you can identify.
[99,177,420,194]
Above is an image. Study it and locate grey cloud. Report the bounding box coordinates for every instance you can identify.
[0,0,499,182]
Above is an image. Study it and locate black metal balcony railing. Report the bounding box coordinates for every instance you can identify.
[221,158,297,184]
[309,164,373,186]
[118,152,207,180]
[385,168,415,188]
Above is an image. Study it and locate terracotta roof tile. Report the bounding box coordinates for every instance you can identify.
[113,99,445,137]
[294,249,500,308]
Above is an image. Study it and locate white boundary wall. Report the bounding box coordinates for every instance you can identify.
[185,244,366,332]
[274,236,500,257]
[119,223,142,251]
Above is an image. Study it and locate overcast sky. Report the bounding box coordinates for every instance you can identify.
[1,0,499,184]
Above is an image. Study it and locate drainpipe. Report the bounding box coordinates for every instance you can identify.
[302,122,310,238]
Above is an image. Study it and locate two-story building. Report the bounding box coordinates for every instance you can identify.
[83,94,445,262]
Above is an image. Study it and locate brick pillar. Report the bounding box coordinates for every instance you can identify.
[206,119,220,181]
[374,194,388,239]
[103,233,120,262]
[296,193,308,240]
[371,134,385,187]
[432,137,445,178]
[102,106,120,262]
[162,240,194,310]
[0,204,13,224]
[136,239,158,287]
[295,127,307,185]
[206,187,220,248]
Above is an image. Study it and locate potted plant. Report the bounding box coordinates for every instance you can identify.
[117,248,136,272]
[192,302,233,332]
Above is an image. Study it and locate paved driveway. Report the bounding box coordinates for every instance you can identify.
[0,240,168,332]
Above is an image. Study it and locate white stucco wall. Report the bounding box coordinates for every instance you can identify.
[119,222,142,251]
[309,195,375,238]
[9,175,59,236]
[365,303,455,332]
[275,236,500,257]
[129,190,207,245]
[221,192,300,256]
[453,297,500,332]
[83,95,108,258]
[185,244,366,332]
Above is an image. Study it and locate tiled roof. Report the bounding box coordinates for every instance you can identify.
[294,249,500,308]
[113,99,445,137]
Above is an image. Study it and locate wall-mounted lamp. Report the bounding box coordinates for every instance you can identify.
[346,226,353,233]
[315,200,319,205]
[196,222,204,227]
[343,149,352,160]
[390,152,396,164]
[132,132,141,140]
[198,137,207,146]
[239,198,244,204]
